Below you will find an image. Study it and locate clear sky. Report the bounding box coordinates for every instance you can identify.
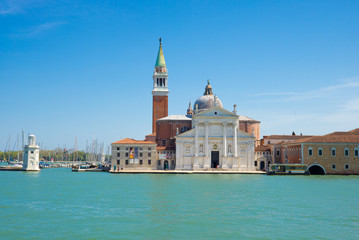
[1,0,358,151]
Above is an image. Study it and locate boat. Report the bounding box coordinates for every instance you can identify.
[267,164,309,175]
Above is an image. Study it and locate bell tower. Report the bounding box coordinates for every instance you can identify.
[152,38,169,134]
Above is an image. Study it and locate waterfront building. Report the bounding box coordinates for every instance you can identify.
[175,83,257,171]
[110,138,157,171]
[22,135,40,171]
[254,146,271,171]
[272,129,359,174]
[256,134,313,170]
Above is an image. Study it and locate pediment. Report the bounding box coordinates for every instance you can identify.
[194,106,237,118]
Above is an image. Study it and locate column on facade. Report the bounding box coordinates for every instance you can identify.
[222,122,228,169]
[193,122,199,169]
[204,122,210,168]
[194,122,199,157]
[233,122,238,157]
[205,122,209,157]
[223,123,227,157]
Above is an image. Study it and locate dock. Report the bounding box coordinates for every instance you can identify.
[109,170,266,174]
[0,167,23,171]
[72,168,109,172]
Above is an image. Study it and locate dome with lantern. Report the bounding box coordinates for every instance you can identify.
[193,81,223,113]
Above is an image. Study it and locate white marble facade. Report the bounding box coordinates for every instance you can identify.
[175,106,256,171]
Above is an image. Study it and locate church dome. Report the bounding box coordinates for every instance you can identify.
[194,81,223,112]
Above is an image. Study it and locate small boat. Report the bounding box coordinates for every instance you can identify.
[267,164,309,175]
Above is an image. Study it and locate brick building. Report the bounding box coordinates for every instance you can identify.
[272,129,359,174]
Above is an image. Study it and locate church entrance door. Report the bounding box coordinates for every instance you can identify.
[211,151,219,168]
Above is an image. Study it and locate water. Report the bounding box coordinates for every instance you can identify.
[0,169,358,239]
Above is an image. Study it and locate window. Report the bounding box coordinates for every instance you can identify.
[157,160,161,166]
[318,148,323,156]
[148,147,151,150]
[117,152,120,157]
[332,164,336,169]
[140,160,143,165]
[126,147,129,151]
[186,146,190,153]
[254,161,258,166]
[345,164,349,169]
[344,148,349,157]
[31,151,34,154]
[140,153,143,157]
[308,147,313,156]
[355,148,358,157]
[161,139,166,146]
[117,160,120,165]
[331,147,336,156]
[117,147,120,150]
[148,160,151,165]
[228,145,232,153]
[148,152,151,157]
[276,150,280,156]
[125,160,129,165]
[268,141,271,144]
[199,145,203,153]
[125,153,129,157]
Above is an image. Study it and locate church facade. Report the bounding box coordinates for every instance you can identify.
[175,83,256,171]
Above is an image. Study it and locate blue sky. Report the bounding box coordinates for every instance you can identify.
[1,0,358,151]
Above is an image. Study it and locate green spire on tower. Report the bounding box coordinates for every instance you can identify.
[155,38,166,67]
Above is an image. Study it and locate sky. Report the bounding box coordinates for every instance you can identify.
[1,0,358,151]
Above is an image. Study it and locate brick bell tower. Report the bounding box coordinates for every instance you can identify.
[152,38,169,134]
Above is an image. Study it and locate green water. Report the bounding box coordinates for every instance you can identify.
[0,169,358,239]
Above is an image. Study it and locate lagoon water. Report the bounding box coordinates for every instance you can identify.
[0,168,358,239]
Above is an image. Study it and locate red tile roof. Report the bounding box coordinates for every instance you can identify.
[255,146,271,151]
[282,129,359,144]
[112,138,156,145]
[263,135,313,140]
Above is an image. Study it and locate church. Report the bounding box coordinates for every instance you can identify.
[175,83,257,171]
[111,39,260,172]
[150,39,259,171]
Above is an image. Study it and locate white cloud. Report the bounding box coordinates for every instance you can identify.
[254,77,359,102]
[342,98,359,111]
[0,7,22,15]
[26,21,66,36]
[10,21,67,38]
